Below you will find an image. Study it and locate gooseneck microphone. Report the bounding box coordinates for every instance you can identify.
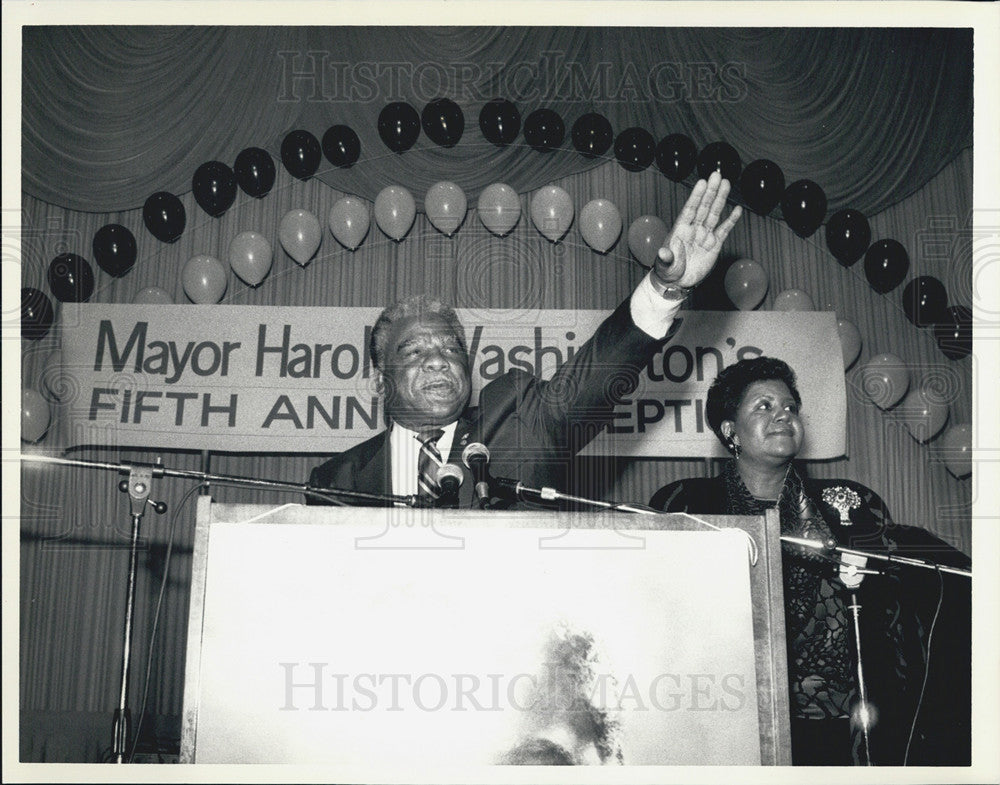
[461,442,493,509]
[433,463,464,498]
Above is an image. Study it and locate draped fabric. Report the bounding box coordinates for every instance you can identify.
[23,27,972,216]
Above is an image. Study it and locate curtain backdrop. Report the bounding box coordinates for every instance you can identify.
[23,27,972,217]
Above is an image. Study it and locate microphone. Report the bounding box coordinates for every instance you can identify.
[433,463,464,498]
[462,442,492,509]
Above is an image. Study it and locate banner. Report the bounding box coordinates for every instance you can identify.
[59,305,845,457]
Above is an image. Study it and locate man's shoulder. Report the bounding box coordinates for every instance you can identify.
[310,431,387,483]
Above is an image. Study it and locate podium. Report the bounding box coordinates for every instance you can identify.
[180,499,791,766]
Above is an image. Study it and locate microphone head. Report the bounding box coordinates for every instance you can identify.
[461,442,490,468]
[434,462,464,488]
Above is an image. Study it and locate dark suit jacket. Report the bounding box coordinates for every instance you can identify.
[308,298,667,509]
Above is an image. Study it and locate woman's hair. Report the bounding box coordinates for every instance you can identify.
[705,356,802,449]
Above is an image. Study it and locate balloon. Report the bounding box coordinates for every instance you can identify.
[92,224,137,277]
[864,239,909,294]
[530,185,574,243]
[825,209,871,267]
[41,349,66,401]
[571,113,613,159]
[655,134,697,182]
[477,183,521,236]
[133,286,174,304]
[614,127,656,172]
[192,160,237,217]
[479,99,521,146]
[781,179,827,238]
[860,353,910,410]
[523,108,564,152]
[328,196,371,250]
[228,231,273,287]
[142,191,185,243]
[48,253,95,302]
[837,318,862,370]
[281,130,322,180]
[374,186,416,241]
[424,181,467,237]
[234,147,276,198]
[902,276,948,328]
[279,209,322,265]
[697,141,742,184]
[421,98,464,148]
[322,125,361,168]
[899,385,949,444]
[739,159,784,215]
[773,288,816,312]
[378,102,420,153]
[723,259,769,310]
[182,254,228,303]
[21,287,54,340]
[579,199,622,254]
[934,305,972,360]
[938,423,972,478]
[22,389,51,443]
[627,215,669,268]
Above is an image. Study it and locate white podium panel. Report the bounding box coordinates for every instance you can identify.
[181,502,789,767]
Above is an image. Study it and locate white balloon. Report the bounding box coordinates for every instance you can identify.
[374,185,416,241]
[228,231,273,286]
[860,353,910,410]
[279,209,322,266]
[425,181,467,237]
[182,254,228,304]
[627,215,668,267]
[773,288,816,312]
[837,318,863,370]
[22,388,51,443]
[133,286,174,304]
[477,183,521,236]
[530,185,574,243]
[328,197,371,250]
[938,423,972,478]
[579,199,622,254]
[724,259,769,310]
[899,385,949,444]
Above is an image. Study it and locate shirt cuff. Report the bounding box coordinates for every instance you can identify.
[630,272,684,339]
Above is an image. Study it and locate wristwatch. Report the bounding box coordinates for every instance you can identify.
[649,273,691,302]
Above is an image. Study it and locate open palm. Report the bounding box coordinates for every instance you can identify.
[654,171,743,289]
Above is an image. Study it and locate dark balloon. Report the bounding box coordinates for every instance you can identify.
[48,253,95,303]
[421,98,464,148]
[902,276,949,328]
[697,141,742,184]
[614,127,656,172]
[479,99,521,146]
[571,113,613,159]
[234,147,276,198]
[864,239,910,294]
[322,125,361,168]
[739,159,784,216]
[655,134,697,182]
[934,305,972,360]
[142,191,186,243]
[378,102,421,153]
[92,224,137,278]
[781,179,827,238]
[192,160,237,217]
[21,287,54,341]
[523,108,564,152]
[825,208,871,266]
[281,130,322,180]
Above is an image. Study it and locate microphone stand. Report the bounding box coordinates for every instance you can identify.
[20,452,420,762]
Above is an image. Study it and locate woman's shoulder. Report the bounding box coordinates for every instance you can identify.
[649,476,725,513]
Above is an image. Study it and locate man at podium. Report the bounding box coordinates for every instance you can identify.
[307,172,742,509]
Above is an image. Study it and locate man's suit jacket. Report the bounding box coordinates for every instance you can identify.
[307,298,668,509]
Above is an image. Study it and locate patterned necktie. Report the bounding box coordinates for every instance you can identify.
[416,428,445,502]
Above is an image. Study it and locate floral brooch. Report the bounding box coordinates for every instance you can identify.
[822,486,861,525]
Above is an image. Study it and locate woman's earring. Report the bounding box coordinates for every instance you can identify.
[729,438,741,460]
